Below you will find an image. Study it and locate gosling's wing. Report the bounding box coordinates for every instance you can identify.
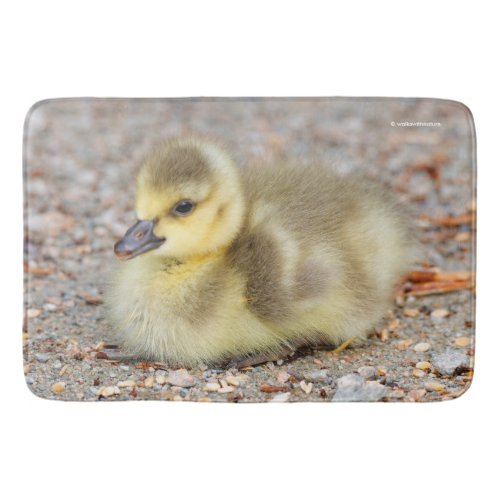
[229,228,294,322]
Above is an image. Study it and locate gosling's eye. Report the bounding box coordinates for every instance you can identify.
[172,200,195,216]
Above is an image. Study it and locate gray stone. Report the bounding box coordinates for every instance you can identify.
[166,370,197,388]
[332,374,388,402]
[35,354,49,363]
[432,349,470,376]
[357,366,377,380]
[303,369,329,383]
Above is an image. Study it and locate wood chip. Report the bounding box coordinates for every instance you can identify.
[26,266,54,276]
[59,364,70,376]
[80,292,103,305]
[406,271,473,283]
[405,280,474,297]
[432,213,475,227]
[419,213,475,228]
[260,384,289,393]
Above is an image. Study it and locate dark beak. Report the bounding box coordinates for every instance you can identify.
[114,219,166,260]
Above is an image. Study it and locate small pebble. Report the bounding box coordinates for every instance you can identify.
[218,386,235,393]
[454,336,471,347]
[97,386,120,397]
[303,369,329,383]
[425,381,446,392]
[27,308,42,318]
[156,375,166,385]
[225,375,240,387]
[357,366,377,380]
[300,380,313,394]
[117,380,136,388]
[271,392,291,402]
[144,376,155,388]
[415,361,432,372]
[391,389,405,399]
[378,328,389,341]
[404,308,420,317]
[205,382,220,392]
[396,339,413,349]
[166,369,197,388]
[431,309,450,319]
[412,369,426,378]
[414,342,431,353]
[277,371,290,383]
[408,389,426,401]
[51,382,65,394]
[35,353,49,363]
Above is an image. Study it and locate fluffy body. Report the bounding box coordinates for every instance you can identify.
[107,137,415,367]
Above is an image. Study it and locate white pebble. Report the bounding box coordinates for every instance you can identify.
[117,380,136,388]
[414,342,431,352]
[271,392,291,402]
[225,376,240,387]
[300,380,313,394]
[98,386,120,397]
[144,376,155,388]
[205,382,220,392]
[218,386,235,393]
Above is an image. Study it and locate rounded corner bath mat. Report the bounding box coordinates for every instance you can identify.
[23,97,476,402]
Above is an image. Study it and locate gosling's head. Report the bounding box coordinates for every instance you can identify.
[114,137,245,261]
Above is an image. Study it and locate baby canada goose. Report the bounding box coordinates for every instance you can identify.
[108,137,414,368]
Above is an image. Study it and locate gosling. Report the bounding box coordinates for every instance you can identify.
[107,137,414,368]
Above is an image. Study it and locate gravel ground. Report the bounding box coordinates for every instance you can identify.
[23,97,475,402]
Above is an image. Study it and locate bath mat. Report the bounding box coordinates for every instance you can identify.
[23,97,476,402]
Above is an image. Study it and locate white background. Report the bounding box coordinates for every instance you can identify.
[1,1,498,499]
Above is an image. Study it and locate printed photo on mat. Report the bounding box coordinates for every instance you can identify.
[23,97,475,402]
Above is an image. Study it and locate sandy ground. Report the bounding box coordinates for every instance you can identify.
[23,97,475,402]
